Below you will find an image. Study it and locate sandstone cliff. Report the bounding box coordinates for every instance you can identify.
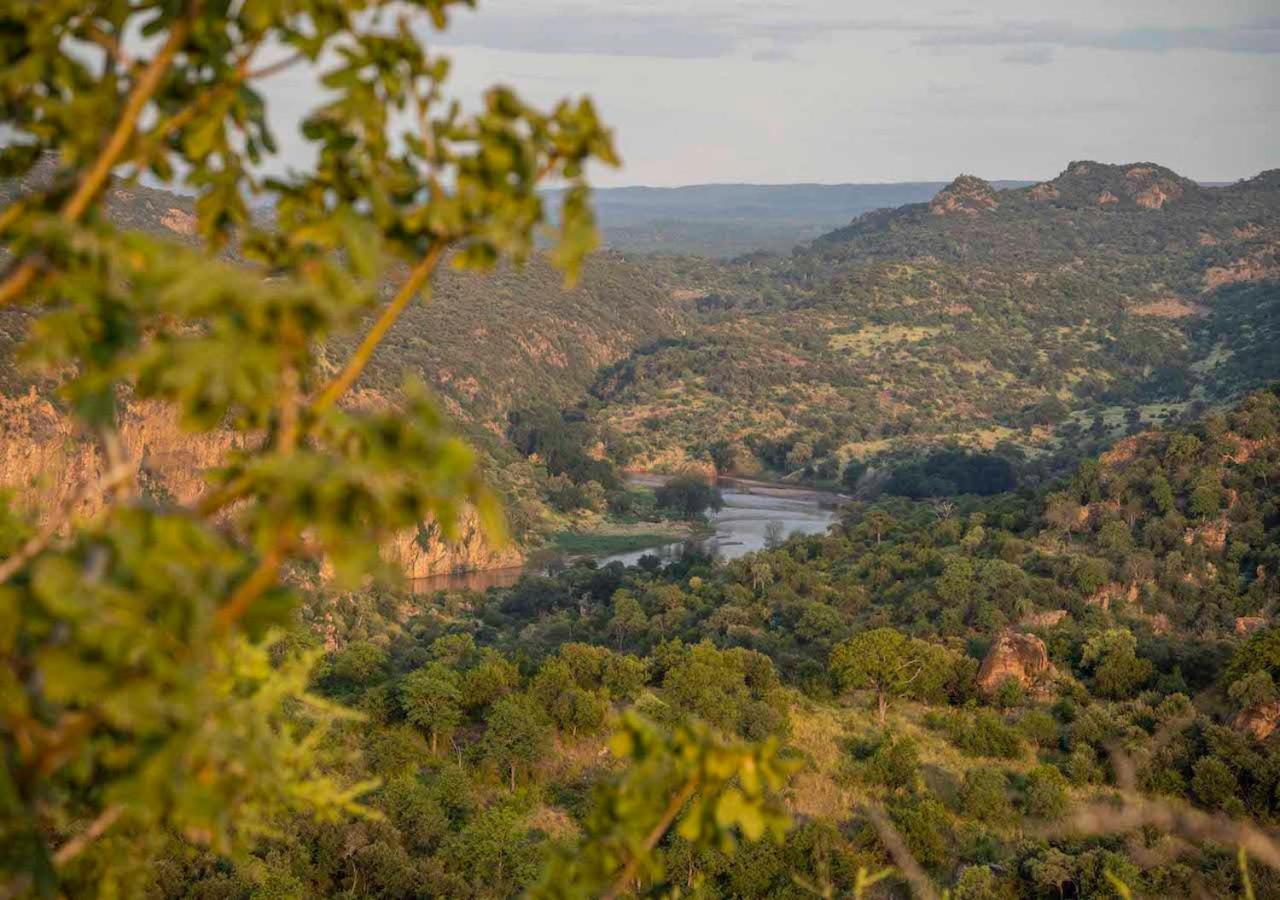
[0,388,521,578]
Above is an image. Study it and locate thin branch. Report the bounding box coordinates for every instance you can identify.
[0,461,134,586]
[311,240,446,413]
[862,804,940,900]
[0,7,196,306]
[212,534,288,631]
[147,49,303,146]
[52,804,123,867]
[601,776,700,900]
[1046,793,1280,872]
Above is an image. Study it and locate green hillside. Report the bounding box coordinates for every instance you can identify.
[166,384,1280,897]
[586,163,1280,487]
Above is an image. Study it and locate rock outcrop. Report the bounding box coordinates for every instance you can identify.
[930,175,999,216]
[1022,609,1069,629]
[976,631,1056,694]
[1233,701,1280,741]
[1236,616,1268,636]
[0,389,517,578]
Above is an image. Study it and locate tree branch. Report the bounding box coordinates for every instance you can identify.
[0,461,134,586]
[212,534,288,631]
[602,775,700,900]
[0,7,196,306]
[862,804,940,900]
[52,804,123,867]
[311,240,447,413]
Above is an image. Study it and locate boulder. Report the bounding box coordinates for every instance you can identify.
[977,631,1056,695]
[1233,701,1280,741]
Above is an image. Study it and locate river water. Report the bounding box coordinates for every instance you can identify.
[409,476,842,594]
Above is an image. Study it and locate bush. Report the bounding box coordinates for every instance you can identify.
[858,732,920,790]
[1023,765,1069,818]
[887,792,950,868]
[654,474,724,519]
[958,768,1013,824]
[1017,709,1060,749]
[1191,756,1237,809]
[946,711,1024,759]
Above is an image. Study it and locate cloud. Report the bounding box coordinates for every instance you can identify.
[1000,46,1055,65]
[917,21,1280,56]
[434,5,1280,60]
[439,7,739,59]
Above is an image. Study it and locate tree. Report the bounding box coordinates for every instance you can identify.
[829,628,929,726]
[482,695,553,791]
[332,641,391,686]
[1081,629,1152,699]
[401,663,464,755]
[608,590,649,649]
[0,0,616,889]
[654,475,724,519]
[865,510,896,545]
[764,520,786,550]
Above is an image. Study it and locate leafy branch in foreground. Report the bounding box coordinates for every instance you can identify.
[532,712,797,899]
[0,0,622,891]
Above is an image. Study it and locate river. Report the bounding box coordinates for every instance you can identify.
[409,476,844,594]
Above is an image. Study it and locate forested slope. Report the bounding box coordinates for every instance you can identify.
[162,385,1280,897]
[589,163,1280,486]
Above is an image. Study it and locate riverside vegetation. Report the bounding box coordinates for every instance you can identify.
[3,1,1280,898]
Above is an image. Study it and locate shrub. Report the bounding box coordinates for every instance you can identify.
[1191,756,1237,809]
[1017,709,1060,749]
[958,768,1013,824]
[887,792,950,868]
[859,732,921,790]
[947,711,1024,759]
[1023,765,1069,818]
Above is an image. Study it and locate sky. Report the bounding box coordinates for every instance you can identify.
[259,0,1280,187]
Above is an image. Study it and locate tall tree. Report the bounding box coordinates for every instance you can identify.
[829,628,929,726]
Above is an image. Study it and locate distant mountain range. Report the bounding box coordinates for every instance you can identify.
[547,181,1035,257]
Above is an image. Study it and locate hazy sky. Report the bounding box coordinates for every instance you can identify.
[261,0,1280,186]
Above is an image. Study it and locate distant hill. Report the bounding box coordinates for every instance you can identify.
[548,181,1035,257]
[587,162,1280,484]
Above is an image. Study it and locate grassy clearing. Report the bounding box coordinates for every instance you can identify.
[829,325,943,354]
[549,521,710,557]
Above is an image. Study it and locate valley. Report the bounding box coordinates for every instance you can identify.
[2,159,1278,579]
[7,5,1280,897]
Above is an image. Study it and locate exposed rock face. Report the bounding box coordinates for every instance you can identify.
[1233,701,1280,741]
[1184,519,1228,552]
[1097,191,1120,206]
[386,513,524,579]
[0,389,516,578]
[1203,242,1280,292]
[1023,609,1069,628]
[0,389,246,516]
[1236,616,1267,636]
[930,175,999,216]
[1028,182,1060,202]
[160,207,197,235]
[977,631,1056,694]
[1085,582,1138,611]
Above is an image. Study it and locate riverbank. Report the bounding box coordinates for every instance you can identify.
[625,470,852,506]
[548,519,714,558]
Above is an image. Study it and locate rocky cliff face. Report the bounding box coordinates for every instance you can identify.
[0,388,520,578]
